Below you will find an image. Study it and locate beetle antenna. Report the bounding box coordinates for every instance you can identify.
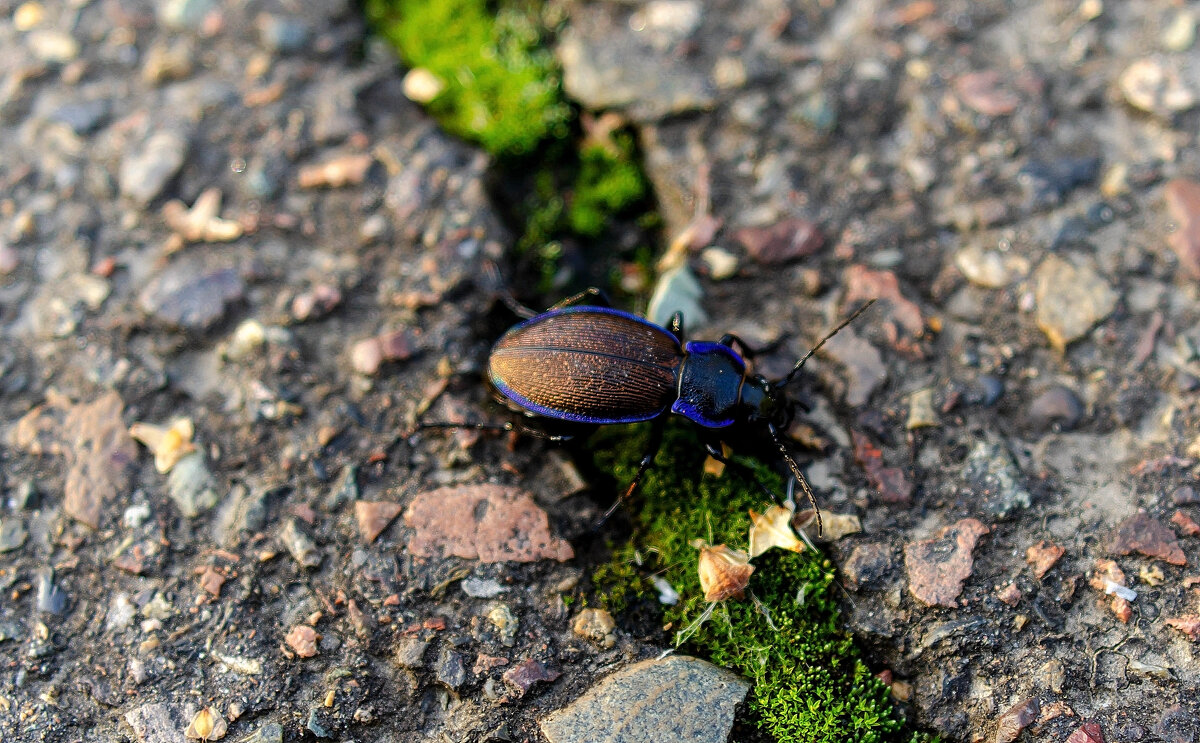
[767,422,823,536]
[776,299,876,389]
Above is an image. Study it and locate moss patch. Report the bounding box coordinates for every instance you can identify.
[364,0,652,294]
[591,425,936,743]
[364,0,569,156]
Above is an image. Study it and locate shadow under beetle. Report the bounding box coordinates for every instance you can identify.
[452,287,875,534]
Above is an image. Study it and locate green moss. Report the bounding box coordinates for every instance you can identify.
[365,0,655,296]
[568,133,648,237]
[591,425,937,743]
[364,0,570,156]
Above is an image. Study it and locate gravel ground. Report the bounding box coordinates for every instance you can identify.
[1,1,1199,742]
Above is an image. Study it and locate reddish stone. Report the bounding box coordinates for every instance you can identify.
[404,484,574,563]
[852,431,913,504]
[1165,614,1200,640]
[1164,178,1200,279]
[993,697,1040,743]
[9,391,137,529]
[904,518,990,607]
[1110,511,1187,565]
[1066,722,1105,743]
[378,329,415,361]
[1110,596,1132,623]
[286,625,319,657]
[1025,540,1065,579]
[733,219,824,265]
[996,582,1022,606]
[502,659,560,695]
[843,265,924,338]
[355,501,404,543]
[474,654,510,675]
[199,566,226,597]
[1171,509,1200,536]
[955,71,1020,116]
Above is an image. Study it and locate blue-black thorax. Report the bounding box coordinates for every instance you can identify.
[671,342,747,428]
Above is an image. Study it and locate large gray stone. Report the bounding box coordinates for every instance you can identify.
[539,655,749,743]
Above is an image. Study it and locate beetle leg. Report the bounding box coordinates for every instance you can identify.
[717,333,790,360]
[597,418,666,525]
[667,311,685,341]
[549,287,611,310]
[702,439,781,503]
[417,420,576,442]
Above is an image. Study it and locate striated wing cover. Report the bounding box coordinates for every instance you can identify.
[489,307,683,423]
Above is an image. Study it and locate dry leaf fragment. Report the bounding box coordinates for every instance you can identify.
[129,418,197,473]
[185,706,227,741]
[748,505,805,558]
[695,542,754,602]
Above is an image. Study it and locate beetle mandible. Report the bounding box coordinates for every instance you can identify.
[482,288,874,533]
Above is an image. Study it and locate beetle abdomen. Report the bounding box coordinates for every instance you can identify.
[488,307,683,424]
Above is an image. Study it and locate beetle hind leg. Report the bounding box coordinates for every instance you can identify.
[597,418,666,526]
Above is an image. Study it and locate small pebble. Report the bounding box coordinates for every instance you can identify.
[281,519,322,569]
[14,2,44,30]
[1033,255,1117,351]
[0,241,17,275]
[256,14,310,53]
[1026,385,1084,432]
[905,388,938,429]
[167,451,220,517]
[1162,11,1197,52]
[27,29,79,63]
[1119,58,1196,116]
[36,569,68,615]
[436,648,468,689]
[700,246,738,280]
[572,608,617,649]
[119,130,190,205]
[285,625,319,657]
[403,68,445,103]
[0,518,27,552]
[461,577,507,599]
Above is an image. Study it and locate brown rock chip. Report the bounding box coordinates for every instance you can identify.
[502,658,560,695]
[733,218,824,265]
[1165,178,1200,279]
[404,484,574,563]
[1110,511,1187,566]
[355,501,403,543]
[1170,509,1200,537]
[852,431,913,504]
[9,391,137,529]
[1025,540,1065,579]
[904,518,990,607]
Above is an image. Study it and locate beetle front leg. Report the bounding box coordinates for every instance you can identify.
[703,437,781,503]
[549,287,611,310]
[597,418,666,524]
[667,311,685,341]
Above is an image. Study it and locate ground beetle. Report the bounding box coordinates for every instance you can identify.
[462,287,874,532]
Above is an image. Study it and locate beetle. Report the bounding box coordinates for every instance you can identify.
[472,288,874,532]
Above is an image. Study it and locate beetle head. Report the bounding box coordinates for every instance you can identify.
[741,375,792,428]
